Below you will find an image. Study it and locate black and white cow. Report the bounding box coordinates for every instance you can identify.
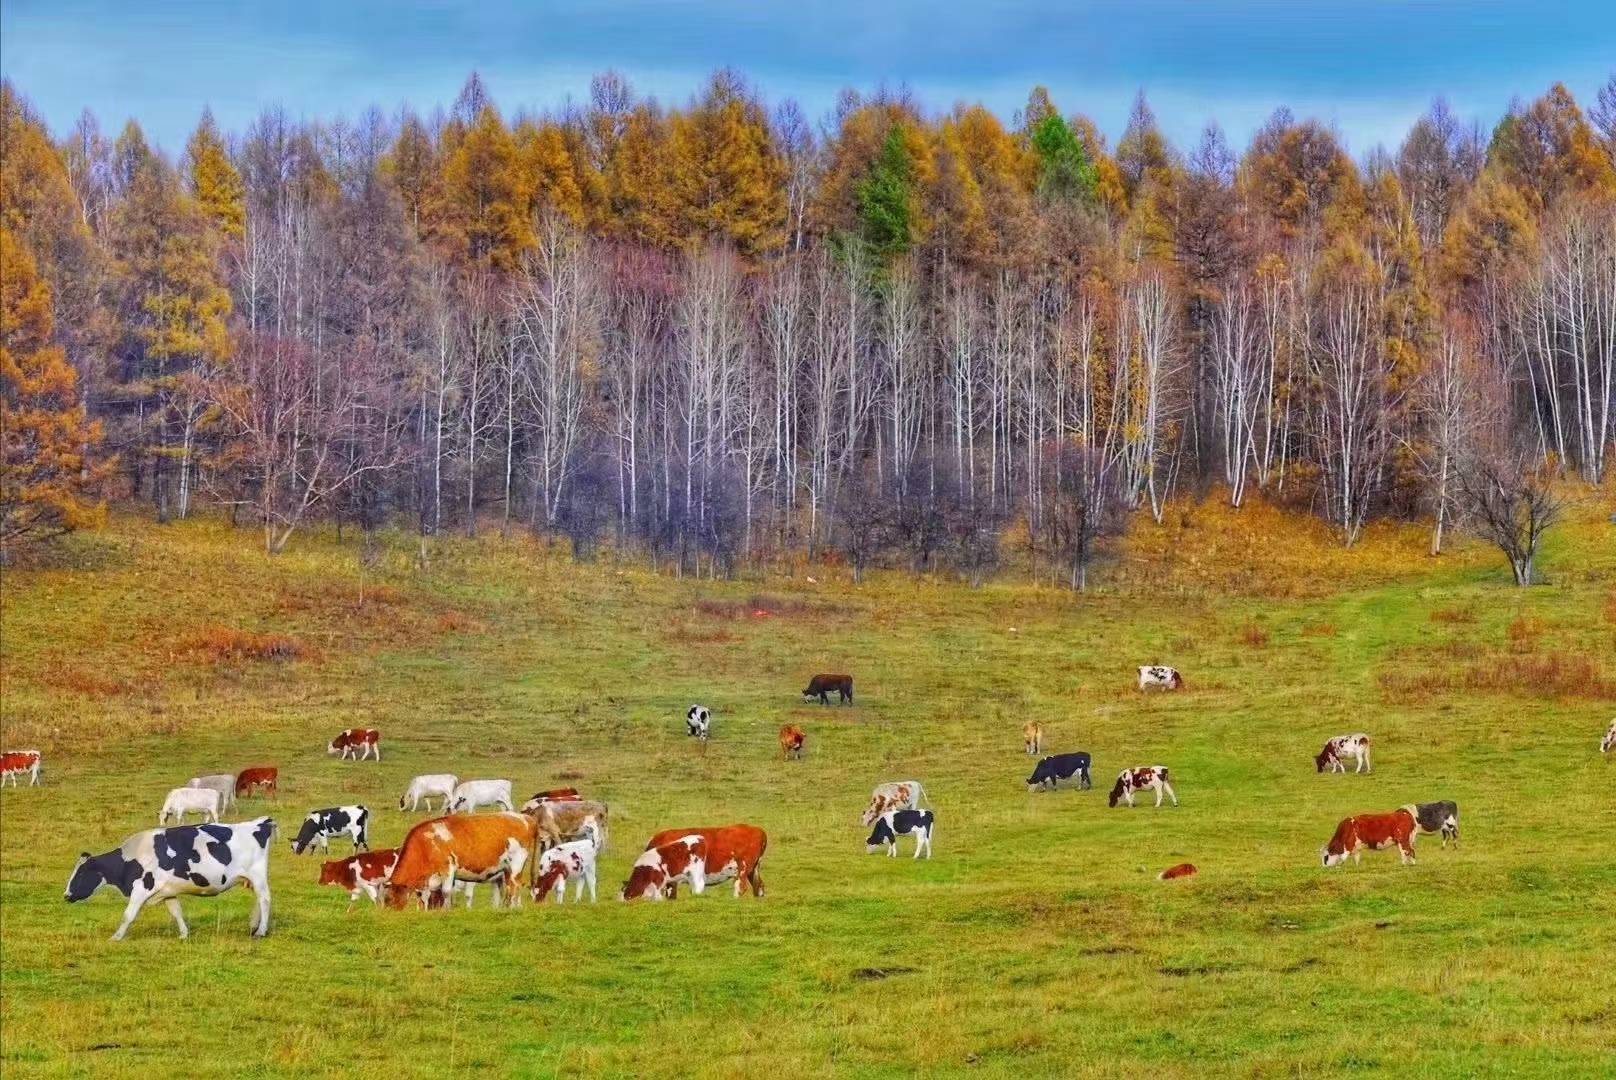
[1026,751,1092,792]
[64,818,277,940]
[1402,800,1460,848]
[1602,719,1615,755]
[686,705,711,740]
[1137,665,1184,691]
[866,809,934,859]
[290,806,370,855]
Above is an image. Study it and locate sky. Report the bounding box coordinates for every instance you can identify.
[2,1,1612,158]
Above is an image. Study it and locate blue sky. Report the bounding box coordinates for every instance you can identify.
[2,1,1611,157]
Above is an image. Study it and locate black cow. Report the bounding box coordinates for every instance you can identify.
[1403,801,1460,848]
[866,808,934,859]
[803,673,853,705]
[290,805,370,855]
[1027,751,1092,792]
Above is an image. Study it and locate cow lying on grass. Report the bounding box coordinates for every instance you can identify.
[1321,809,1418,867]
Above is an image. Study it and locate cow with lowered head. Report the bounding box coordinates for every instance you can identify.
[1027,751,1091,792]
[65,818,277,940]
[291,806,370,855]
[803,674,853,705]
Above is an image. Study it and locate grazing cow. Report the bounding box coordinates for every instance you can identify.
[525,787,581,805]
[861,781,927,826]
[635,824,768,899]
[620,836,707,901]
[1137,665,1184,692]
[291,806,371,855]
[1023,722,1044,756]
[531,830,602,903]
[385,811,539,910]
[780,724,806,760]
[0,749,42,787]
[235,766,278,798]
[525,799,610,851]
[1158,863,1198,881]
[1108,766,1178,808]
[328,728,381,761]
[1402,801,1460,849]
[686,705,712,740]
[1321,809,1417,867]
[803,673,854,705]
[1027,752,1092,792]
[187,774,237,812]
[159,787,221,825]
[866,809,934,859]
[1602,719,1616,754]
[447,779,514,814]
[1315,734,1373,774]
[319,848,399,911]
[64,817,277,940]
[399,774,458,813]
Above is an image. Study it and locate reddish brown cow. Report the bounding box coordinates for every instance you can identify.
[0,750,42,787]
[235,766,278,798]
[802,674,853,705]
[779,725,806,760]
[386,812,539,909]
[1321,809,1417,867]
[328,728,381,761]
[1158,862,1198,881]
[319,848,399,911]
[637,825,768,899]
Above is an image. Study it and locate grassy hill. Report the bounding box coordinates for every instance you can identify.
[2,501,1614,1077]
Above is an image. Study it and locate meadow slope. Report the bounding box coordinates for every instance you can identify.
[2,503,1614,1078]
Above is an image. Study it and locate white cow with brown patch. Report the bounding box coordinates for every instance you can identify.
[860,781,927,826]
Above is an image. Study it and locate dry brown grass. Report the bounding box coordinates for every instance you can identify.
[1506,615,1546,648]
[1380,650,1614,701]
[1301,622,1337,638]
[185,626,310,664]
[1237,622,1271,648]
[1430,606,1477,624]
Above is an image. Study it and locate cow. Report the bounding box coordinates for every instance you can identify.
[525,787,581,805]
[635,824,768,899]
[686,705,711,740]
[780,724,806,760]
[187,773,237,812]
[620,836,707,901]
[447,779,514,814]
[803,673,854,705]
[385,811,539,910]
[531,827,602,903]
[328,728,381,761]
[1108,766,1178,808]
[235,766,278,799]
[159,787,221,825]
[1138,666,1184,692]
[0,750,42,787]
[524,799,610,851]
[1027,752,1092,792]
[1402,801,1460,849]
[861,781,926,826]
[1321,809,1418,867]
[1158,863,1198,881]
[291,806,371,855]
[319,848,399,911]
[1602,719,1616,754]
[1315,734,1373,774]
[866,809,934,859]
[1023,722,1044,756]
[399,774,458,813]
[64,817,277,940]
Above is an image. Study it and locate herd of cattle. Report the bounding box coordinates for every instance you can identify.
[5,676,1615,941]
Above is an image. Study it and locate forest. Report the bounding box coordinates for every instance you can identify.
[2,71,1613,584]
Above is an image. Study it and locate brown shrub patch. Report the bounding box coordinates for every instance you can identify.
[1506,615,1545,648]
[692,594,832,620]
[1430,607,1477,625]
[186,627,309,664]
[435,611,485,634]
[1381,651,1613,702]
[1237,622,1270,648]
[42,667,134,698]
[1602,592,1616,625]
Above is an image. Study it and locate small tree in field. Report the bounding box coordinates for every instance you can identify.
[1045,442,1127,591]
[1456,448,1564,586]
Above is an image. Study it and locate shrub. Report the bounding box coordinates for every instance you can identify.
[187,627,306,663]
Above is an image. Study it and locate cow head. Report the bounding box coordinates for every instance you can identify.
[532,863,567,903]
[318,859,349,886]
[1320,845,1350,868]
[1107,778,1126,807]
[1314,745,1337,773]
[619,864,666,901]
[65,850,136,902]
[290,817,324,855]
[447,795,467,813]
[865,818,895,852]
[326,735,345,755]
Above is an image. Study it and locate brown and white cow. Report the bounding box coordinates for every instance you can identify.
[1320,809,1417,867]
[328,728,381,761]
[0,750,42,787]
[235,766,278,799]
[1137,666,1184,691]
[631,825,768,899]
[780,724,806,760]
[385,812,539,909]
[523,799,610,851]
[1315,733,1372,774]
[1022,722,1044,756]
[320,848,399,911]
[1108,766,1178,808]
[1601,719,1616,755]
[619,836,708,901]
[861,781,927,826]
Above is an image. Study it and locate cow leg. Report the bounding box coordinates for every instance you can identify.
[111,889,151,942]
[1162,782,1178,807]
[160,898,190,938]
[586,866,598,903]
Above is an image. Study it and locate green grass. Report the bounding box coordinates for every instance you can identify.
[2,507,1614,1077]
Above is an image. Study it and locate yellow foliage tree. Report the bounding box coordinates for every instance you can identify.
[667,72,787,254]
[605,103,677,248]
[517,119,587,227]
[432,105,534,271]
[185,108,245,241]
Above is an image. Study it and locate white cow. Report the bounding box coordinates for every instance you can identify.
[1138,665,1184,691]
[187,773,237,812]
[532,834,600,903]
[399,773,459,812]
[1108,766,1178,808]
[448,779,514,814]
[860,781,927,826]
[1601,719,1615,755]
[1315,734,1373,774]
[159,786,221,824]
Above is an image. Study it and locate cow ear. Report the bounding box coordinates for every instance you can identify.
[78,851,91,861]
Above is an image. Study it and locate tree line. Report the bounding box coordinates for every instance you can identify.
[2,71,1613,584]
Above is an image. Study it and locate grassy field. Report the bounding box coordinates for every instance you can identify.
[2,499,1614,1078]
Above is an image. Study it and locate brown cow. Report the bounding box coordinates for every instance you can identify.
[1321,809,1417,867]
[0,749,42,787]
[319,848,399,911]
[328,728,381,761]
[235,766,278,798]
[1022,722,1044,756]
[385,812,539,909]
[522,799,610,851]
[779,725,806,760]
[1158,862,1198,881]
[636,825,767,899]
[525,787,581,804]
[802,673,853,705]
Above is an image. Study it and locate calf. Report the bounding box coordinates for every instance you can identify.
[525,799,610,851]
[1108,766,1178,808]
[448,779,514,814]
[328,728,381,761]
[861,780,927,826]
[532,832,601,904]
[620,836,707,901]
[1402,801,1460,849]
[385,812,538,910]
[291,806,370,855]
[399,774,458,813]
[1137,665,1184,692]
[235,766,278,799]
[686,705,711,740]
[1602,719,1615,754]
[64,817,277,940]
[319,848,399,911]
[1023,722,1044,756]
[1027,752,1092,792]
[866,809,934,859]
[187,773,236,812]
[159,786,221,825]
[1315,734,1372,774]
[0,749,42,787]
[780,724,806,760]
[1321,809,1417,867]
[636,824,767,899]
[803,673,854,705]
